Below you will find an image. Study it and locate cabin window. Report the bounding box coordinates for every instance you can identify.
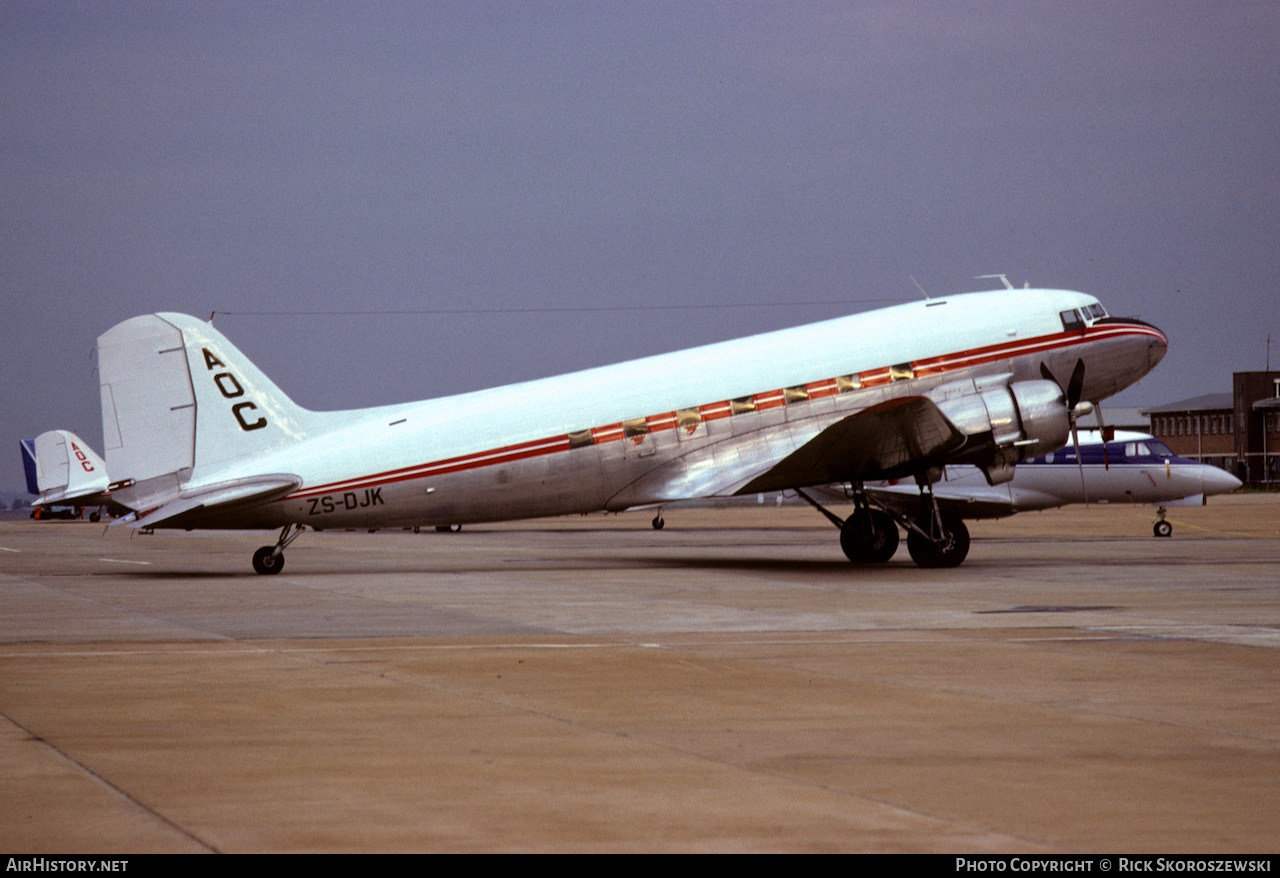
[675,409,702,431]
[1060,309,1084,332]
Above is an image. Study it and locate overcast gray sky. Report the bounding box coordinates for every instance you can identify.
[3,2,1278,495]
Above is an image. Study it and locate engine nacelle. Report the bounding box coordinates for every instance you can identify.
[931,378,1070,484]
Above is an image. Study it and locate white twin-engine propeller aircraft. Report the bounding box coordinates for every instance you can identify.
[43,287,1166,572]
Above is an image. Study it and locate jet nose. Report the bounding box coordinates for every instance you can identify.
[1202,465,1243,496]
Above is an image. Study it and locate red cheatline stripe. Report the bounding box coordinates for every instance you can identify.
[291,435,570,499]
[281,323,1162,501]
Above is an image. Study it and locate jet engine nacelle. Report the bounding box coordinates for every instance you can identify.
[931,378,1070,484]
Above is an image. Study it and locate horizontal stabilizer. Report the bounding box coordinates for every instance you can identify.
[116,474,301,529]
[24,430,112,506]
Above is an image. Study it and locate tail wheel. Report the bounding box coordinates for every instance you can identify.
[839,510,899,563]
[906,511,970,569]
[252,546,284,575]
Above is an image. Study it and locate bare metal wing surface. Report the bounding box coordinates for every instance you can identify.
[32,286,1166,571]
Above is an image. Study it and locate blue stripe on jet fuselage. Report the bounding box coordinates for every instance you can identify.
[1028,441,1196,468]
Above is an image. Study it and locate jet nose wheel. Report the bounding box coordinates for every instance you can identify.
[906,511,970,568]
[252,546,284,575]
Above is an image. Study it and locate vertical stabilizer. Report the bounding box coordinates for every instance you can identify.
[97,313,313,510]
[22,430,110,505]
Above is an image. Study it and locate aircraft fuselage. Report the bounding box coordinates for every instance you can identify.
[134,288,1164,531]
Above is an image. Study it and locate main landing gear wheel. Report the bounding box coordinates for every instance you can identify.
[252,546,284,575]
[1153,519,1173,538]
[435,524,462,533]
[906,511,970,569]
[839,510,898,563]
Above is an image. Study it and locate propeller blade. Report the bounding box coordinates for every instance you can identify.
[1066,358,1086,410]
[1071,422,1089,504]
[1043,358,1089,499]
[1095,400,1110,470]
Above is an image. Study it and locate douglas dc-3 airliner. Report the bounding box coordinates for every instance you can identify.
[28,285,1166,572]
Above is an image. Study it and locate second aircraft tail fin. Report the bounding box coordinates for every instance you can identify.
[22,430,111,506]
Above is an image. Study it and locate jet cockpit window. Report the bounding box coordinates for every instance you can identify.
[1083,303,1108,322]
[1124,441,1153,458]
[1060,309,1084,332]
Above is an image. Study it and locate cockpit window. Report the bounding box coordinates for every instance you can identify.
[1084,303,1108,321]
[1060,309,1084,331]
[1147,440,1174,458]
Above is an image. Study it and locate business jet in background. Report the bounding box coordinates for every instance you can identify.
[29,283,1166,572]
[860,429,1241,539]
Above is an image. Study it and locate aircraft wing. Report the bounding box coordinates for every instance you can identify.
[736,396,966,494]
[863,482,1019,520]
[607,396,966,509]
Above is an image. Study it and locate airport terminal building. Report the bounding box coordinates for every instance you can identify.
[1144,371,1280,488]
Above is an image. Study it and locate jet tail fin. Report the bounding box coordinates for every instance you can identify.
[97,313,311,513]
[22,430,111,506]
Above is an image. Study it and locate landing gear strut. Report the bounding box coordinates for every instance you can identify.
[796,486,899,565]
[904,477,970,568]
[252,523,305,575]
[905,508,970,568]
[796,478,971,569]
